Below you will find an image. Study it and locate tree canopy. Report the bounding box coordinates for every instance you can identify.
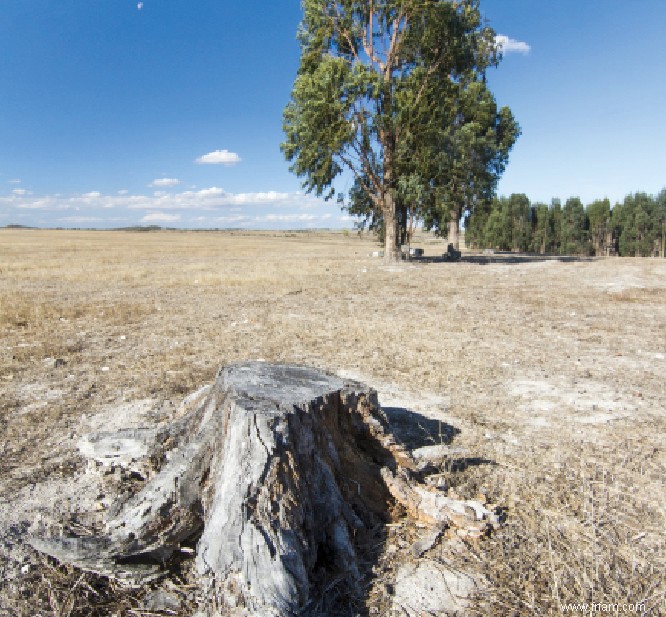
[282,0,519,260]
[466,190,666,258]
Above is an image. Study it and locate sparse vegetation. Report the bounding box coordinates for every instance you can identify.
[1,229,665,615]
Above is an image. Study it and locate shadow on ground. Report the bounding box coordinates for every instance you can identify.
[382,406,460,449]
[412,253,596,266]
[382,406,497,474]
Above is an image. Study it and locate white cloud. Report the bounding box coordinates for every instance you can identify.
[258,214,317,222]
[9,197,72,210]
[2,187,295,211]
[60,216,103,224]
[211,215,253,225]
[117,189,129,195]
[150,177,180,188]
[140,212,181,223]
[495,35,531,55]
[228,190,289,205]
[9,179,21,184]
[0,187,342,228]
[196,186,226,198]
[195,149,242,166]
[137,2,144,10]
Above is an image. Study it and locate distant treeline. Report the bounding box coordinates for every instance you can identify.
[465,190,666,257]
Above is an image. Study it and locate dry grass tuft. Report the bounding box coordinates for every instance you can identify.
[474,434,665,615]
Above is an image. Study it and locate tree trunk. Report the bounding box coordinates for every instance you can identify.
[384,193,401,262]
[382,133,401,262]
[30,364,409,615]
[448,218,460,251]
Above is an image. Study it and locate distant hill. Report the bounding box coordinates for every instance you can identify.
[110,225,166,232]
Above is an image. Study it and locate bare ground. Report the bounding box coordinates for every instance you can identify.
[1,229,665,615]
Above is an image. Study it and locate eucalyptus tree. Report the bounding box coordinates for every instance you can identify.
[549,198,563,254]
[657,189,666,258]
[561,197,590,255]
[282,0,517,261]
[529,202,551,254]
[483,196,512,250]
[420,81,519,249]
[587,198,611,256]
[618,193,660,257]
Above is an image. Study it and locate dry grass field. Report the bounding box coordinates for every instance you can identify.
[1,228,665,616]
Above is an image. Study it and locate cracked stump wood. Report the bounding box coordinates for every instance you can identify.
[32,362,408,615]
[31,362,498,615]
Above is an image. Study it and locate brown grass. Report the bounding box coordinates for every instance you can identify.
[1,229,665,615]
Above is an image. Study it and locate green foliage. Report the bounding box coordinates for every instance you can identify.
[614,192,662,257]
[466,189,666,257]
[463,193,528,251]
[529,203,552,253]
[561,197,590,255]
[587,198,612,256]
[282,0,518,257]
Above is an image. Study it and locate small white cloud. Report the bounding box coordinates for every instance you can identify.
[12,188,29,196]
[140,212,181,223]
[137,2,144,10]
[495,34,531,55]
[150,177,180,188]
[9,179,22,184]
[195,149,242,166]
[258,214,317,223]
[197,186,226,198]
[82,191,102,198]
[117,189,129,195]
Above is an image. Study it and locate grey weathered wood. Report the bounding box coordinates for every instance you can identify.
[31,361,497,615]
[31,363,407,614]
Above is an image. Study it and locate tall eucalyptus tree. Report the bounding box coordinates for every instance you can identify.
[282,0,518,260]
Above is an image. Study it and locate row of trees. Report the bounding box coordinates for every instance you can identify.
[465,191,666,257]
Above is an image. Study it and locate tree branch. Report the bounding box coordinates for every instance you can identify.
[347,132,382,195]
[384,10,407,80]
[333,1,361,64]
[362,4,384,72]
[339,151,378,199]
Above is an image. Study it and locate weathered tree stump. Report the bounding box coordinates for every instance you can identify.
[31,362,497,615]
[32,363,405,614]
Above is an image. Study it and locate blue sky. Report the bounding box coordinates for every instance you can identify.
[1,1,665,229]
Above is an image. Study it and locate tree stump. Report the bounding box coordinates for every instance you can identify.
[32,363,408,614]
[31,362,498,615]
